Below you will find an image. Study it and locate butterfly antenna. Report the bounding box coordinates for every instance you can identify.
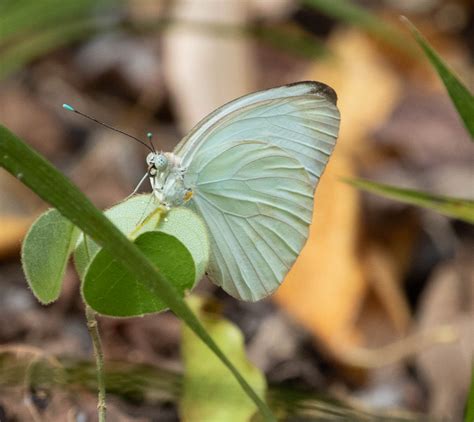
[62,103,154,152]
[146,132,157,153]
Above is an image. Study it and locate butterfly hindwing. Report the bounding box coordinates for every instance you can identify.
[186,141,313,301]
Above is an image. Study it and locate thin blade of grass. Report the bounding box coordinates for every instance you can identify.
[0,19,99,79]
[302,0,416,56]
[0,125,275,422]
[0,0,98,44]
[402,17,474,139]
[345,178,474,224]
[466,363,474,422]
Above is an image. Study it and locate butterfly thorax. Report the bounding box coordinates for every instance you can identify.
[146,152,191,209]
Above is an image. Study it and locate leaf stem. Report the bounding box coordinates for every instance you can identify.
[85,305,106,422]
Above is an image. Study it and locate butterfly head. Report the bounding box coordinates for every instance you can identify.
[146,152,169,175]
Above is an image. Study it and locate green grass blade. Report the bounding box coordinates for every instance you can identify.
[0,0,98,44]
[402,18,474,139]
[302,0,416,56]
[466,362,474,422]
[0,125,275,422]
[345,178,474,224]
[0,19,99,80]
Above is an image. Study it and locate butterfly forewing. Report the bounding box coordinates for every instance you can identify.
[176,81,339,187]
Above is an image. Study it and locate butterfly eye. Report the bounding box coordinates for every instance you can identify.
[154,154,169,171]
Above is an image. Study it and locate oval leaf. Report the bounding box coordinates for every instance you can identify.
[74,195,161,277]
[21,209,79,304]
[181,296,267,422]
[75,196,209,285]
[82,231,195,317]
[157,208,209,283]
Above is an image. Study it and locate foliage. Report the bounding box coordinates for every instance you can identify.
[346,21,474,223]
[402,18,474,138]
[346,179,474,224]
[303,0,415,56]
[0,1,325,80]
[181,297,266,422]
[21,209,79,303]
[466,363,474,422]
[0,124,275,421]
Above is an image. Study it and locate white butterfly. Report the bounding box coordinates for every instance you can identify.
[143,81,340,301]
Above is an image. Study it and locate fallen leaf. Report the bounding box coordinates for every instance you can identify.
[0,215,35,258]
[274,29,402,355]
[416,248,474,421]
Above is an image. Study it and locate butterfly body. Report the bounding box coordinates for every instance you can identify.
[146,152,192,208]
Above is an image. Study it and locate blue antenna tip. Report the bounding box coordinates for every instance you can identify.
[147,132,153,139]
[62,103,75,112]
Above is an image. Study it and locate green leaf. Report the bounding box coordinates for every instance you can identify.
[346,178,474,224]
[74,195,210,284]
[181,296,267,422]
[21,209,79,304]
[74,195,162,278]
[303,0,416,56]
[82,231,195,317]
[158,207,209,283]
[402,18,474,139]
[0,125,275,421]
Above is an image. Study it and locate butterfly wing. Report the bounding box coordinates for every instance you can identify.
[177,81,340,301]
[186,141,313,301]
[175,81,339,185]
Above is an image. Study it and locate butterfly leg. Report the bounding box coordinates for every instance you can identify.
[130,194,164,238]
[124,172,149,202]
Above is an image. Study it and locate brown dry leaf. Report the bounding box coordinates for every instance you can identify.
[416,248,474,421]
[0,215,35,258]
[274,154,365,350]
[273,29,402,355]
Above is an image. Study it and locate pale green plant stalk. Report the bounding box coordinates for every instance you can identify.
[84,235,106,421]
[85,305,106,422]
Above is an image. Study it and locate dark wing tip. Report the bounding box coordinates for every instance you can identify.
[285,80,338,105]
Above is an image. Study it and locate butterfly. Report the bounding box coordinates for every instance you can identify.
[143,81,340,301]
[65,81,340,302]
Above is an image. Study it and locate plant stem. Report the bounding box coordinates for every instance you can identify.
[85,305,106,422]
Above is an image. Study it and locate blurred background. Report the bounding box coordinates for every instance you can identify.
[0,0,473,420]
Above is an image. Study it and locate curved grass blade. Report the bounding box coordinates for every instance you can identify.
[466,363,474,422]
[345,178,474,224]
[0,19,105,80]
[303,0,416,57]
[402,17,474,139]
[0,125,275,422]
